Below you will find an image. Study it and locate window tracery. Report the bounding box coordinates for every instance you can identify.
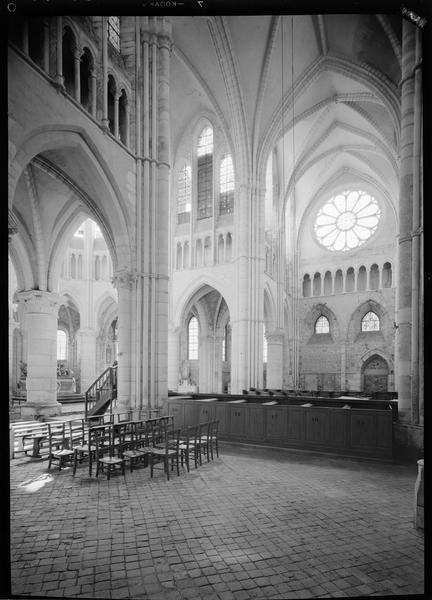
[314,190,381,252]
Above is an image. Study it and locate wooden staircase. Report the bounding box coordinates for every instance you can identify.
[85,365,118,418]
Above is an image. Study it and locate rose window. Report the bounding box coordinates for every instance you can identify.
[314,191,381,252]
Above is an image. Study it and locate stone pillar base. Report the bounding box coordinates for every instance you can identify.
[393,422,424,462]
[414,459,424,530]
[20,401,63,420]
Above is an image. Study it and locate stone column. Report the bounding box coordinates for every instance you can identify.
[73,47,81,102]
[90,68,97,118]
[231,182,265,393]
[77,328,97,392]
[125,102,130,147]
[101,17,109,129]
[114,92,120,138]
[153,23,172,404]
[266,329,284,389]
[167,326,181,391]
[16,290,63,418]
[55,17,64,88]
[113,270,135,410]
[43,19,50,72]
[396,20,416,422]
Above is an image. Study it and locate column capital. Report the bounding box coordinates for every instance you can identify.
[15,290,64,314]
[112,269,137,290]
[266,328,285,343]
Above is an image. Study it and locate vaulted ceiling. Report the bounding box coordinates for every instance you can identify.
[169,15,402,229]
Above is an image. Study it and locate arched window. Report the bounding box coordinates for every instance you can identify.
[62,26,75,96]
[263,328,268,363]
[323,271,332,295]
[57,330,67,360]
[188,317,199,360]
[204,236,212,266]
[361,311,380,332]
[102,255,108,279]
[70,253,76,279]
[177,165,192,223]
[219,155,234,215]
[303,274,311,298]
[108,16,121,52]
[222,322,230,362]
[334,269,343,294]
[176,242,182,270]
[107,75,116,135]
[382,262,392,288]
[357,266,367,291]
[346,267,355,292]
[369,264,379,290]
[119,89,128,145]
[28,17,45,68]
[95,256,101,280]
[183,241,190,269]
[80,47,93,111]
[197,126,213,219]
[77,255,83,279]
[225,233,232,262]
[313,273,322,296]
[315,315,330,334]
[218,234,224,264]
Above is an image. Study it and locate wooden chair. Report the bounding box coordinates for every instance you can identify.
[198,421,211,463]
[70,420,97,477]
[200,420,219,460]
[94,426,125,480]
[47,422,74,470]
[116,411,132,423]
[149,428,181,480]
[118,423,147,473]
[179,425,201,472]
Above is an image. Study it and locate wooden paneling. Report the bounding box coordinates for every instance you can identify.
[166,398,393,460]
[265,408,286,441]
[215,404,229,435]
[184,402,200,427]
[168,402,184,429]
[246,406,265,440]
[304,409,328,444]
[286,408,304,442]
[376,412,393,451]
[327,409,349,447]
[199,403,215,423]
[350,412,376,450]
[229,406,246,437]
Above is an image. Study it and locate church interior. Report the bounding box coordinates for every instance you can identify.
[7,10,425,599]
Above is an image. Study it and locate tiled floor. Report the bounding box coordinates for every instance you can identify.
[10,443,423,599]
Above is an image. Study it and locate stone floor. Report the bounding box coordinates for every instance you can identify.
[9,443,424,599]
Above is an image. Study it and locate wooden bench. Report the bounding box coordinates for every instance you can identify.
[10,421,50,458]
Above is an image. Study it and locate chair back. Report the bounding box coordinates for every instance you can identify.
[47,422,68,451]
[165,428,181,453]
[93,425,118,459]
[116,411,132,423]
[68,418,86,448]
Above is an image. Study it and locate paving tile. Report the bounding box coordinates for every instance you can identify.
[10,442,424,599]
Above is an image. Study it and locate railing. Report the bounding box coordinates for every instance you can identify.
[85,365,117,418]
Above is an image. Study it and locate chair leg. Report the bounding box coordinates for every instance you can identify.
[150,454,154,478]
[215,438,219,457]
[166,457,170,481]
